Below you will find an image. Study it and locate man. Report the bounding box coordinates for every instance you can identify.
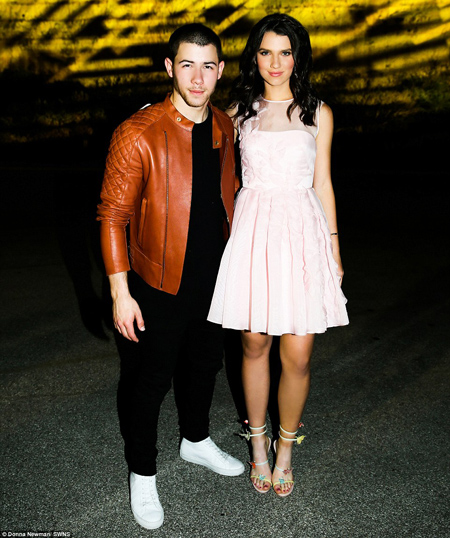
[97,24,244,530]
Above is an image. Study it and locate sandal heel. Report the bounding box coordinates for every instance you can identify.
[272,423,306,498]
[240,423,272,494]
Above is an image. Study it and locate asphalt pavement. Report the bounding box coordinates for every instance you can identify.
[1,164,449,538]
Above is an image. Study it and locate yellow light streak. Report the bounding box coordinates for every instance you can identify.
[371,44,450,70]
[0,0,449,116]
[337,24,450,61]
[76,58,154,71]
[213,0,264,35]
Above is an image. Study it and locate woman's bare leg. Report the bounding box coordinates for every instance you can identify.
[273,333,314,495]
[241,331,273,491]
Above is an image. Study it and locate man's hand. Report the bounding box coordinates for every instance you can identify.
[109,272,145,342]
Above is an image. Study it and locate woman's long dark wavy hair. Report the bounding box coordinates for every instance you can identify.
[230,13,318,126]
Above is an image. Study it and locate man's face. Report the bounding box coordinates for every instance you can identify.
[165,42,224,116]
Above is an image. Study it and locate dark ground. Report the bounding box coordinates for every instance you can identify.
[1,130,449,537]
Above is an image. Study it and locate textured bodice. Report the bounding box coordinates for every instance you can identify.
[208,97,349,336]
[239,98,320,191]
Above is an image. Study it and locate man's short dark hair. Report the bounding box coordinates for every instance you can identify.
[168,23,222,62]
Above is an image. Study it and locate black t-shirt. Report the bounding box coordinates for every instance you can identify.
[179,109,224,297]
[130,109,225,320]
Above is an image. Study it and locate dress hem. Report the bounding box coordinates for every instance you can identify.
[207,317,349,336]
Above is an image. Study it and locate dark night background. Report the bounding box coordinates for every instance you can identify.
[1,2,449,536]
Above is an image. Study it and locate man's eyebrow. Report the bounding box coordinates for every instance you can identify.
[178,59,218,66]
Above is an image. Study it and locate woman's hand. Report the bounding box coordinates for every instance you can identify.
[331,240,344,286]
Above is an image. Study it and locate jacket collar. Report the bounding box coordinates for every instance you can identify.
[162,94,224,149]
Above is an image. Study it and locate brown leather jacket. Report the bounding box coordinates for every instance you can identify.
[97,95,237,295]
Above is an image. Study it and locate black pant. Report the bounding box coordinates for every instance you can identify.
[116,271,224,476]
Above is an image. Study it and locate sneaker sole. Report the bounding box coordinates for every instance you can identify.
[180,453,245,476]
[131,508,164,530]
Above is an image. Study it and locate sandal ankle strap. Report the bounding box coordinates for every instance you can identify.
[239,422,267,442]
[274,463,293,473]
[279,423,306,445]
[249,423,266,431]
[280,425,297,436]
[249,458,269,468]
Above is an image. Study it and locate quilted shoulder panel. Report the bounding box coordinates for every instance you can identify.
[102,103,165,201]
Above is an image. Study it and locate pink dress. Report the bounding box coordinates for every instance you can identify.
[208,98,349,335]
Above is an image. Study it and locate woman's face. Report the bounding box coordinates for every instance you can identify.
[256,31,294,91]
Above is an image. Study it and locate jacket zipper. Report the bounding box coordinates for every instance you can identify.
[160,131,169,288]
[220,138,230,229]
[138,198,147,245]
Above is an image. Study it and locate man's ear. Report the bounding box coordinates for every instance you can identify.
[218,60,225,80]
[165,58,173,78]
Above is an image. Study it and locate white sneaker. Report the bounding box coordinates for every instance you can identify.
[129,472,164,530]
[180,437,245,476]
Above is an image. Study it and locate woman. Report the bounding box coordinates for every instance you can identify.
[208,13,349,497]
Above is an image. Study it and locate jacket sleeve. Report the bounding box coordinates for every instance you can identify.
[97,120,144,276]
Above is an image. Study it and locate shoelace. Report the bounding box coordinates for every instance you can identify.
[205,438,229,460]
[141,479,159,507]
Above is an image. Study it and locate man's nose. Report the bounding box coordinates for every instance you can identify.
[191,68,204,85]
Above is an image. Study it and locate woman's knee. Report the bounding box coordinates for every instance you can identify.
[279,334,314,375]
[241,332,272,360]
[282,352,311,376]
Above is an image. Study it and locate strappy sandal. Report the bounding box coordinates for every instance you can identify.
[272,423,306,498]
[239,423,272,494]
